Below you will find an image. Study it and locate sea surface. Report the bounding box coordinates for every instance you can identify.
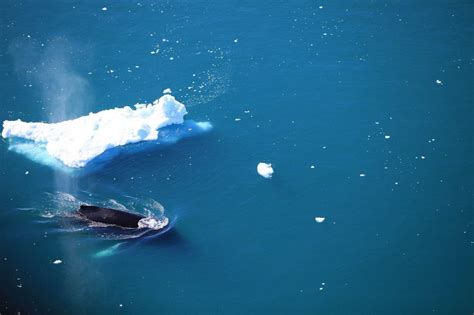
[0,1,473,314]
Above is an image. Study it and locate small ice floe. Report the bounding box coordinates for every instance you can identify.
[24,171,29,175]
[420,155,426,159]
[234,38,239,43]
[359,173,366,177]
[315,217,325,223]
[435,79,443,85]
[257,162,274,179]
[163,88,172,94]
[52,259,62,265]
[101,7,107,11]
[384,135,391,139]
[234,118,241,122]
[310,165,315,169]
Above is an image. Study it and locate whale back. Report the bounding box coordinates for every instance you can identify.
[78,205,144,228]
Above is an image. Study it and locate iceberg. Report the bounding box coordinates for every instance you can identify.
[2,95,200,168]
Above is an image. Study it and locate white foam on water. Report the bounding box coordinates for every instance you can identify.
[138,216,169,230]
[2,95,191,168]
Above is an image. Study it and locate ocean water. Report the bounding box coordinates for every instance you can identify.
[1,1,473,314]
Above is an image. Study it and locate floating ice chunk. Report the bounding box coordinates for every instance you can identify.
[435,79,443,85]
[234,118,241,122]
[24,171,29,175]
[163,88,172,94]
[52,259,62,264]
[359,173,366,177]
[257,162,273,179]
[384,135,391,139]
[101,7,107,11]
[310,165,315,169]
[315,217,325,223]
[2,95,188,168]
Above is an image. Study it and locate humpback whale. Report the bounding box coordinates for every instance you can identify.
[78,205,144,228]
[77,205,168,230]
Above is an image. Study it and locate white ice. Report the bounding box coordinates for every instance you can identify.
[2,95,188,168]
[315,217,325,223]
[257,162,274,179]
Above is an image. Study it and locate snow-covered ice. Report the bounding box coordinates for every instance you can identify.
[52,259,62,264]
[257,162,274,179]
[315,217,325,223]
[2,95,189,168]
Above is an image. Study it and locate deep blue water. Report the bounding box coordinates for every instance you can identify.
[1,1,473,314]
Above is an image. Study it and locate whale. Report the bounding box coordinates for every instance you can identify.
[78,205,146,228]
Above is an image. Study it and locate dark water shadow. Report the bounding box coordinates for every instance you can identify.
[77,120,212,175]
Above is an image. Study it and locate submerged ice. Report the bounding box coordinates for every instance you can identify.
[2,95,197,168]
